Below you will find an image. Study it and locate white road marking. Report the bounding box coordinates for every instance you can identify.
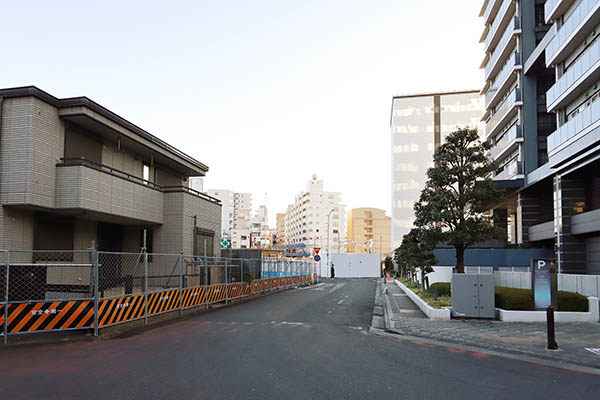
[348,326,363,330]
[329,283,347,293]
[585,348,600,356]
[337,299,344,304]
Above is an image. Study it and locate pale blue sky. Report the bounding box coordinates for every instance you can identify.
[1,0,483,224]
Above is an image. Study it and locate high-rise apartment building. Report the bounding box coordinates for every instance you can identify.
[480,0,600,274]
[284,175,345,255]
[390,91,484,249]
[207,189,252,239]
[275,213,286,245]
[481,0,600,273]
[346,208,392,258]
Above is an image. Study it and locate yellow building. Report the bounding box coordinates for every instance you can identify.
[346,208,391,258]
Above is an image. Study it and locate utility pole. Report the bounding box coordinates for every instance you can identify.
[326,208,334,278]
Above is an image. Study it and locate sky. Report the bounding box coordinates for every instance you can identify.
[1,0,484,225]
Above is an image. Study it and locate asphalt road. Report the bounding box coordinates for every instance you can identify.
[1,278,599,399]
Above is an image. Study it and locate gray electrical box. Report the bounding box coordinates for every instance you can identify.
[451,274,495,318]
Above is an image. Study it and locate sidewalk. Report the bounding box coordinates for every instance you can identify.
[379,279,600,369]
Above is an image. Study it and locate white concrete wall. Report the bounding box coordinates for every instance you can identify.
[319,253,380,278]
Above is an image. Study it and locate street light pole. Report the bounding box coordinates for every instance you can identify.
[326,208,334,278]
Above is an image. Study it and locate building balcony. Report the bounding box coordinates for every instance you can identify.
[483,0,503,26]
[494,159,523,181]
[485,88,522,139]
[547,94,600,156]
[528,221,554,242]
[546,0,600,67]
[547,36,600,112]
[484,17,521,81]
[56,158,164,224]
[545,0,572,24]
[571,209,600,235]
[490,124,523,161]
[484,0,516,54]
[485,51,521,110]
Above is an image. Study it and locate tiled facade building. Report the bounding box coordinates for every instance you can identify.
[0,86,221,256]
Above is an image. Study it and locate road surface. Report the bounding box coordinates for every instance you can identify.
[1,278,598,399]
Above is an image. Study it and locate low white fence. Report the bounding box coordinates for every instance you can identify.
[416,266,600,298]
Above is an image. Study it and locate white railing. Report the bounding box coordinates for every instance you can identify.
[547,35,600,108]
[485,0,514,49]
[546,0,600,64]
[485,17,520,79]
[485,51,521,108]
[419,267,600,298]
[486,87,521,137]
[547,90,600,153]
[490,123,522,160]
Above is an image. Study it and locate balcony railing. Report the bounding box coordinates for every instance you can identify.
[163,186,222,205]
[547,93,600,154]
[546,0,600,65]
[59,158,162,190]
[486,87,522,138]
[490,124,522,160]
[546,35,600,110]
[485,17,520,80]
[545,0,569,23]
[59,158,221,205]
[485,51,521,109]
[484,0,514,52]
[494,159,523,180]
[483,0,501,25]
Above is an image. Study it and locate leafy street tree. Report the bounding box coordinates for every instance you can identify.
[413,127,505,273]
[398,228,437,289]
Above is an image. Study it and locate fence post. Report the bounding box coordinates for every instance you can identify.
[225,258,228,304]
[92,248,99,337]
[179,252,184,316]
[205,255,209,310]
[4,251,9,344]
[144,251,149,324]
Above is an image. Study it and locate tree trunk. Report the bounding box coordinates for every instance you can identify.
[455,246,465,274]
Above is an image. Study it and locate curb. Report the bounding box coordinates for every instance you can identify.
[368,327,600,375]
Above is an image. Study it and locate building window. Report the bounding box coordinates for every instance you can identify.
[143,164,150,183]
[535,4,545,27]
[34,216,75,261]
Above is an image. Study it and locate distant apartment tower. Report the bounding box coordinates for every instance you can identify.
[480,0,600,274]
[390,91,484,249]
[275,213,286,245]
[346,208,391,258]
[284,175,345,255]
[206,189,252,237]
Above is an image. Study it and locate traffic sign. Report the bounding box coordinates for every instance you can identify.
[314,248,321,255]
[314,255,321,262]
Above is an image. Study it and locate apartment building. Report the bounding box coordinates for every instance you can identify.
[480,0,600,274]
[206,189,252,241]
[346,208,392,258]
[284,175,345,255]
[275,213,285,245]
[390,91,484,249]
[0,86,221,256]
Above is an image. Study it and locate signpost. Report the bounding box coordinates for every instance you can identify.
[532,258,559,350]
[531,258,557,309]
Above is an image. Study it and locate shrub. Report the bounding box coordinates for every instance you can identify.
[494,286,534,311]
[427,282,451,297]
[558,291,588,312]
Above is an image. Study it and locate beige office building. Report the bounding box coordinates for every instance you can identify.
[346,208,391,258]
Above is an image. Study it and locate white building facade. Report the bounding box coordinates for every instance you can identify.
[207,189,252,246]
[284,175,346,256]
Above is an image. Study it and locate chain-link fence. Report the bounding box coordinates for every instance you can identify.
[1,250,317,342]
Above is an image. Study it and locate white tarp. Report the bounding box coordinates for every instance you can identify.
[318,253,381,278]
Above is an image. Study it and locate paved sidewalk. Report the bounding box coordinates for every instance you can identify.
[380,279,600,369]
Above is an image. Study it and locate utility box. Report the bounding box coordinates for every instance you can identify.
[451,274,495,318]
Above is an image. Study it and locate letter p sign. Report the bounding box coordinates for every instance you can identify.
[537,260,546,270]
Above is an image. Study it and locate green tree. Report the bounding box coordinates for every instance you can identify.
[413,127,505,273]
[399,228,437,289]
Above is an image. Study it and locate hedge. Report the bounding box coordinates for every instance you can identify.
[429,283,589,312]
